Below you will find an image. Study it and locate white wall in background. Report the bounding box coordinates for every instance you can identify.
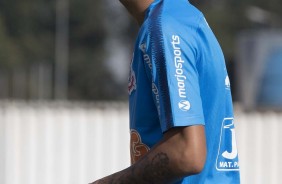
[0,102,281,184]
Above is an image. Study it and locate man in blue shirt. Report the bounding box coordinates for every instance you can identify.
[92,0,240,183]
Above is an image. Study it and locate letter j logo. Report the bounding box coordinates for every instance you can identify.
[216,118,240,171]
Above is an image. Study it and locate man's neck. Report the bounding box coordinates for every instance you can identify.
[119,0,154,26]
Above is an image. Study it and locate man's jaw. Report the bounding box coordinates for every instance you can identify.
[119,0,154,26]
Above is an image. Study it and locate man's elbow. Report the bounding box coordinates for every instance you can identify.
[165,125,207,176]
[180,148,206,175]
[189,151,206,174]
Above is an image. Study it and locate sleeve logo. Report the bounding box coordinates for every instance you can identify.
[178,100,191,111]
[128,56,137,95]
[225,75,231,90]
[140,43,152,71]
[171,35,187,99]
[130,129,150,164]
[216,118,240,171]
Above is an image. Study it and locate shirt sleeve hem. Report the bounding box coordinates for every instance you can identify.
[161,116,205,133]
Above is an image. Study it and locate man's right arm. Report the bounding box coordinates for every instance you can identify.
[91,125,206,184]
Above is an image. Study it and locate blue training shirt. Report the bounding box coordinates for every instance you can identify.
[128,0,240,183]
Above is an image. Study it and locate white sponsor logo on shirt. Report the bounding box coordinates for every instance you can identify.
[140,43,152,71]
[178,100,190,111]
[152,82,161,116]
[225,75,231,90]
[128,56,137,95]
[172,35,191,111]
[171,35,187,99]
[216,118,240,171]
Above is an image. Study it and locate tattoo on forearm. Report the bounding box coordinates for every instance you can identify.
[95,152,173,184]
[142,152,173,183]
[115,164,140,184]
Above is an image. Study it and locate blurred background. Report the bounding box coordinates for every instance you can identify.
[0,0,282,183]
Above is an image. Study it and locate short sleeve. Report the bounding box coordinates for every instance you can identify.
[147,17,205,133]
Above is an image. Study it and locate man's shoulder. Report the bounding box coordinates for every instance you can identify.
[146,1,203,34]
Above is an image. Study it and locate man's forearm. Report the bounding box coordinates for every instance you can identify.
[92,126,206,184]
[93,151,178,184]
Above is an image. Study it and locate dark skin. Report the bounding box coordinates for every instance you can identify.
[91,126,206,184]
[119,0,154,26]
[90,1,207,183]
